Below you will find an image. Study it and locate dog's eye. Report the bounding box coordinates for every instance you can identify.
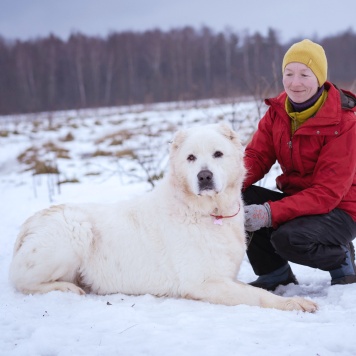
[213,151,223,158]
[187,154,196,162]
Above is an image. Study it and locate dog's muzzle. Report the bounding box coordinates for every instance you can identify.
[197,169,215,193]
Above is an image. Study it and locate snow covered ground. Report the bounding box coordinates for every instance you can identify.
[1,100,355,356]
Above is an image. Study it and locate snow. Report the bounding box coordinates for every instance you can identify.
[1,100,355,356]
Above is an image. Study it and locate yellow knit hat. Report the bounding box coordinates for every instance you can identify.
[282,39,328,86]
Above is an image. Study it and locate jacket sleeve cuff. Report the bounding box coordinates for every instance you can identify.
[263,202,272,227]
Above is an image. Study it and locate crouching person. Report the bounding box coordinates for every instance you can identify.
[243,39,356,290]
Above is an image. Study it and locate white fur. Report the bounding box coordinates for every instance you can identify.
[9,123,317,312]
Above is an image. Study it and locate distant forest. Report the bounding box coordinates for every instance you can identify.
[0,27,355,115]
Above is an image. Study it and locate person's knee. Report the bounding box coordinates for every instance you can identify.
[243,185,285,205]
[242,186,258,205]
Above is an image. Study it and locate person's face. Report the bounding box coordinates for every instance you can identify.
[283,62,319,103]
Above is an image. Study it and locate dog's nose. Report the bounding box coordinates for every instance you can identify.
[197,170,215,192]
[198,169,213,183]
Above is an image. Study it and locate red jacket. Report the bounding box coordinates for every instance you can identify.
[244,82,356,228]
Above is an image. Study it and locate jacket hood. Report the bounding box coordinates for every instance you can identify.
[337,86,356,110]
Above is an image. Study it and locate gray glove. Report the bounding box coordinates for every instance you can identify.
[244,203,272,232]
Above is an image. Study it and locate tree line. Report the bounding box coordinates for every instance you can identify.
[0,27,355,115]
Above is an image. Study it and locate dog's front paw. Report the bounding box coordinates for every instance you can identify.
[284,297,318,313]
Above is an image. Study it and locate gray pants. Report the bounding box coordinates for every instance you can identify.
[243,185,356,276]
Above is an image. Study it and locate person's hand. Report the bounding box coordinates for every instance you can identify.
[244,203,272,232]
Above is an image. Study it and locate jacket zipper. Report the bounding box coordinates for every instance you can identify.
[287,139,294,170]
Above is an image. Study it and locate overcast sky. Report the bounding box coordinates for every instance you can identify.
[1,0,355,43]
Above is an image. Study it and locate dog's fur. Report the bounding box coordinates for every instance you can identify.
[9,123,317,312]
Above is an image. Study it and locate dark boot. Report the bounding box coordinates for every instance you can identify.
[331,242,356,286]
[249,264,298,291]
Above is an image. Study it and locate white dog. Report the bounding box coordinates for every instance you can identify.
[9,123,317,312]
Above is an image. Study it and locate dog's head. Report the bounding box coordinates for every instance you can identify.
[169,123,245,197]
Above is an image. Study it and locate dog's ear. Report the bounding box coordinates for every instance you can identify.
[218,122,240,143]
[170,129,187,151]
